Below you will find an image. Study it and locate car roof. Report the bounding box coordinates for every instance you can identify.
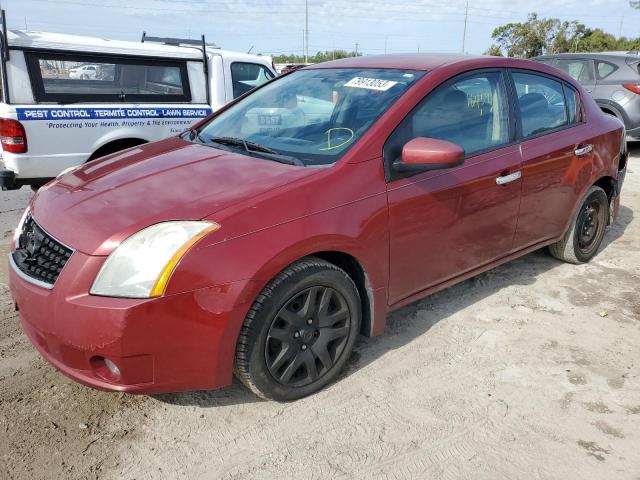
[307,53,485,71]
[536,52,639,62]
[6,30,272,63]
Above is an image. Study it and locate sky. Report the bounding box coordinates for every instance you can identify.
[0,0,639,58]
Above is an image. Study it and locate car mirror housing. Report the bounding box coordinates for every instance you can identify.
[393,137,465,172]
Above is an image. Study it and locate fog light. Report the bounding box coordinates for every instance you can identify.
[90,356,122,382]
[104,358,121,377]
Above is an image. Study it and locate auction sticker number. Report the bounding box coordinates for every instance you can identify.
[344,77,398,91]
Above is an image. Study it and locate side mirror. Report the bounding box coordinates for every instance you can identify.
[393,137,465,172]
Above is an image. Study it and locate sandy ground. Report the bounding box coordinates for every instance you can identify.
[0,143,639,480]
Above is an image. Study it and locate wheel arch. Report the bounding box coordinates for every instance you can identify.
[596,100,628,128]
[309,251,375,338]
[87,137,148,161]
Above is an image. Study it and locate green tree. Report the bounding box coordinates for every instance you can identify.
[484,45,503,56]
[631,1,639,9]
[272,50,361,64]
[490,13,640,57]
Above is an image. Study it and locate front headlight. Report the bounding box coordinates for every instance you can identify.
[90,221,220,298]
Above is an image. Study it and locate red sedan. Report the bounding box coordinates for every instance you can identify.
[9,54,627,400]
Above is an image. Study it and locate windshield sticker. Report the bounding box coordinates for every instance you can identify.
[344,77,398,91]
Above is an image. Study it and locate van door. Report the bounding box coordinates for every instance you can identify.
[222,56,275,102]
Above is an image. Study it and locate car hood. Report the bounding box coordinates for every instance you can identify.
[31,138,320,256]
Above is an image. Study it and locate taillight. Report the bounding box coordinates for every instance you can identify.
[0,118,28,153]
[623,83,640,95]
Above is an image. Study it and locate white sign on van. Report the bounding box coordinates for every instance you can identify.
[344,77,398,91]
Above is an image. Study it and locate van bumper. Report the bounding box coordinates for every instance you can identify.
[0,169,51,190]
[0,169,20,190]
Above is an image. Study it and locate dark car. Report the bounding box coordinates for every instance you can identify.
[9,54,627,401]
[280,63,309,75]
[534,53,640,138]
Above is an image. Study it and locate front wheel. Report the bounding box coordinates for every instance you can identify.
[235,257,361,401]
[549,186,609,264]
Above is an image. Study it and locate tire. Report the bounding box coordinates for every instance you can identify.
[235,257,361,401]
[549,186,609,264]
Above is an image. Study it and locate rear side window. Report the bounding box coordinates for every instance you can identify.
[595,61,618,80]
[554,59,593,83]
[513,72,568,137]
[388,71,510,158]
[25,51,191,103]
[231,62,274,99]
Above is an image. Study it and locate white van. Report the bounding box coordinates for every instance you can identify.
[0,16,276,190]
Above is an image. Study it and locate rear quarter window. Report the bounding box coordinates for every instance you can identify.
[25,51,192,103]
[595,61,618,80]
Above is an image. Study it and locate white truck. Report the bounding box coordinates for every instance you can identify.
[0,12,276,190]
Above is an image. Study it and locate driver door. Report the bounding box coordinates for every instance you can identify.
[385,70,523,304]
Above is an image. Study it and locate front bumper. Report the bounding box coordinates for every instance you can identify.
[9,249,253,394]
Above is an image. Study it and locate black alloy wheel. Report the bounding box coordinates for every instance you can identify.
[265,286,351,387]
[234,257,361,401]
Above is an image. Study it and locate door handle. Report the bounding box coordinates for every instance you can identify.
[575,144,593,156]
[495,171,521,185]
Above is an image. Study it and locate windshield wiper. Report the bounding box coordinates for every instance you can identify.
[211,136,277,154]
[209,136,305,166]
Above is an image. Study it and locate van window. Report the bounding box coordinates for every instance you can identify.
[512,72,568,137]
[231,62,274,99]
[25,52,191,103]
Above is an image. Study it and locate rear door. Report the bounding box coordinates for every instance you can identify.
[385,69,522,304]
[509,70,593,249]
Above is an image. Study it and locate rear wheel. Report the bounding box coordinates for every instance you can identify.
[235,257,360,401]
[549,186,609,264]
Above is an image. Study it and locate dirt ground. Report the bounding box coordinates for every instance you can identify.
[1,143,639,480]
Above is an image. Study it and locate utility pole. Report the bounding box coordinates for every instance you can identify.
[461,1,468,53]
[618,16,623,38]
[355,42,359,57]
[304,0,309,63]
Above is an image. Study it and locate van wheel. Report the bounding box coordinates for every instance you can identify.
[549,186,609,264]
[235,258,360,401]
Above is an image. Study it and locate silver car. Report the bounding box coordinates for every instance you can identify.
[534,52,640,138]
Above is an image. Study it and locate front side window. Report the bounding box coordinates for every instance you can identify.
[194,68,424,166]
[513,72,567,137]
[231,62,275,98]
[554,59,593,83]
[386,71,510,164]
[26,52,191,102]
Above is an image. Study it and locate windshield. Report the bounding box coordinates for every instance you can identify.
[192,68,424,166]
